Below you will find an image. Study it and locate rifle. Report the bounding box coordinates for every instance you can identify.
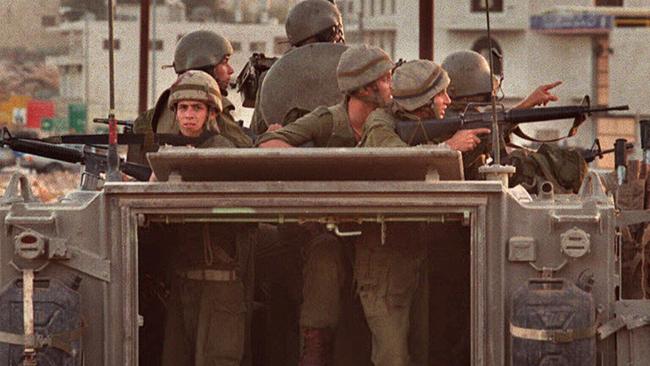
[234,53,278,108]
[582,139,634,163]
[395,101,629,146]
[1,128,151,190]
[93,118,134,133]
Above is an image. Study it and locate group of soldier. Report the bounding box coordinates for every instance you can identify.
[128,0,571,365]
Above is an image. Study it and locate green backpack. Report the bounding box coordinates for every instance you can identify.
[509,143,588,194]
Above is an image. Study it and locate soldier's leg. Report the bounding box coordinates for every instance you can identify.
[161,278,201,366]
[355,225,423,366]
[408,258,429,365]
[196,280,247,366]
[299,232,347,365]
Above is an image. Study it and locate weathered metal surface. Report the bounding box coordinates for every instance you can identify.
[615,301,650,365]
[0,148,647,365]
[258,43,347,125]
[147,147,464,182]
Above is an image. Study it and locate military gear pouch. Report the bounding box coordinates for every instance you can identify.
[509,143,588,194]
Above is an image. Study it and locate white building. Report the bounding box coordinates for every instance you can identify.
[346,0,650,166]
[47,2,288,127]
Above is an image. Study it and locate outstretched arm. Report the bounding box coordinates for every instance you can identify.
[514,81,562,110]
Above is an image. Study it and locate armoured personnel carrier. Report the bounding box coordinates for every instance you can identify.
[0,146,648,365]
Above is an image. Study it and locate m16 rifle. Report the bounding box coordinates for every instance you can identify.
[93,118,134,133]
[395,100,629,146]
[234,52,278,108]
[1,128,152,190]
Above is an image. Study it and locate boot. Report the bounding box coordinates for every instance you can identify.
[298,327,334,366]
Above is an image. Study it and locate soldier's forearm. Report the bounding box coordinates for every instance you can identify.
[259,139,294,148]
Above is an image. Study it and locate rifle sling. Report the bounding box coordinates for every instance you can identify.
[509,113,586,144]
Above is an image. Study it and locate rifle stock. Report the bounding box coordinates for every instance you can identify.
[395,104,629,146]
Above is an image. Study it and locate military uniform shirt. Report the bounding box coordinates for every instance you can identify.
[358,108,409,148]
[255,101,357,147]
[128,90,251,164]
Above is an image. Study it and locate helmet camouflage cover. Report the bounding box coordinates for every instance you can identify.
[392,60,450,112]
[173,30,234,74]
[285,0,343,46]
[336,45,393,94]
[168,70,223,113]
[441,50,494,100]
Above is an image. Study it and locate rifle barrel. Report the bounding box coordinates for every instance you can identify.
[5,138,84,163]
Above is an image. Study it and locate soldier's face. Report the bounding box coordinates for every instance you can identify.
[176,100,213,138]
[433,89,452,119]
[213,55,234,92]
[374,72,393,105]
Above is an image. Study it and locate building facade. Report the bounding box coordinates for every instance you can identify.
[46,2,288,126]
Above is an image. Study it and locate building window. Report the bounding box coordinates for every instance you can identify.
[41,15,56,27]
[370,0,375,16]
[149,39,163,51]
[250,42,266,53]
[391,0,396,14]
[471,0,503,13]
[381,0,385,15]
[103,39,121,50]
[472,37,503,76]
[231,42,242,52]
[596,0,623,6]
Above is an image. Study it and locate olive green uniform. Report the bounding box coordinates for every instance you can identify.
[358,107,430,366]
[161,124,250,366]
[161,223,255,366]
[256,101,354,332]
[128,90,252,165]
[256,101,357,148]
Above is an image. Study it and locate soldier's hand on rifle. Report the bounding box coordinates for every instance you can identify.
[445,128,491,152]
[514,81,562,109]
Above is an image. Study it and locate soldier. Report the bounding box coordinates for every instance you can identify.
[160,70,254,366]
[257,44,393,148]
[441,50,561,179]
[357,60,489,366]
[128,30,252,165]
[359,59,490,150]
[258,45,394,366]
[249,0,345,135]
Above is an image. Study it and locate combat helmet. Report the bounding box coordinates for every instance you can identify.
[337,45,393,94]
[168,70,223,113]
[392,60,450,112]
[173,31,234,74]
[441,50,494,100]
[285,0,344,46]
